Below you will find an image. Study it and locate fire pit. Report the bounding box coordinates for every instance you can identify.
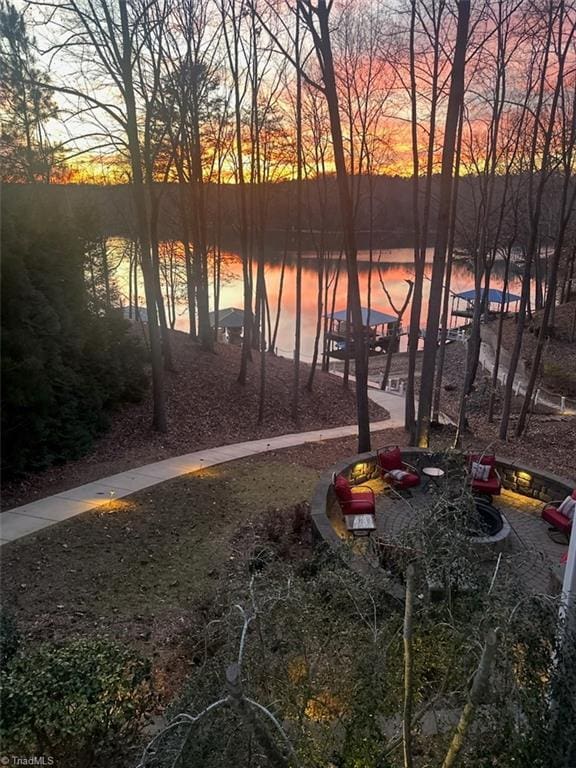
[471,499,504,537]
[467,498,510,556]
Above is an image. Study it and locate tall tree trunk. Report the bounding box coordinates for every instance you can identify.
[307,253,324,391]
[222,0,252,383]
[176,178,197,338]
[323,250,343,372]
[454,253,484,446]
[149,187,175,370]
[213,167,224,344]
[404,0,422,439]
[516,181,576,435]
[499,0,566,439]
[488,245,512,422]
[311,0,371,451]
[405,0,443,440]
[128,243,133,317]
[432,107,463,422]
[257,260,268,425]
[101,238,111,311]
[190,69,213,352]
[292,12,303,423]
[417,1,470,448]
[270,234,288,354]
[119,0,166,433]
[133,243,139,318]
[561,244,575,303]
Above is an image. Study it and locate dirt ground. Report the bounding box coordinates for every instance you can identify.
[500,300,576,396]
[1,330,387,511]
[336,340,575,480]
[432,343,576,479]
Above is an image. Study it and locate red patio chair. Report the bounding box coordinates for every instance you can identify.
[332,473,375,515]
[466,452,501,500]
[377,446,420,490]
[542,489,575,538]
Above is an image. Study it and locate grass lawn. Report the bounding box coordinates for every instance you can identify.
[2,435,377,700]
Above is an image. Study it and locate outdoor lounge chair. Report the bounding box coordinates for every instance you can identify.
[377,446,420,490]
[466,452,501,500]
[541,490,576,538]
[332,473,376,515]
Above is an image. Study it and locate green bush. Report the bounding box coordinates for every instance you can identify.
[0,638,153,765]
[0,609,20,666]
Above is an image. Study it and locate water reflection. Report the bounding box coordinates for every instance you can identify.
[109,239,525,361]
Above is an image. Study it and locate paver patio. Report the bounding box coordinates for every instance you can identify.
[330,479,568,596]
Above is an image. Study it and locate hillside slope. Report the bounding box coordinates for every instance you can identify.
[1,330,387,510]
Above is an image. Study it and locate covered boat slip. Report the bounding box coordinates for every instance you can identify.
[209,307,245,343]
[324,307,402,360]
[451,288,521,319]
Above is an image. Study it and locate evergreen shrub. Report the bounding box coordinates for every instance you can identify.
[1,195,147,476]
[0,638,152,765]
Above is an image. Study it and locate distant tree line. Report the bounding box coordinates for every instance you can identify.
[2,178,428,251]
[3,169,570,254]
[1,194,147,478]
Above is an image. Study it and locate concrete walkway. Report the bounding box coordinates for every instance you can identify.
[366,385,407,423]
[330,369,455,426]
[0,417,398,546]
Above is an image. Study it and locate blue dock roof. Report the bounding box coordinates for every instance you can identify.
[455,288,521,304]
[330,307,398,325]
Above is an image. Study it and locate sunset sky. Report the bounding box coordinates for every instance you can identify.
[4,0,571,187]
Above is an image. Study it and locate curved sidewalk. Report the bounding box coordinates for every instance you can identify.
[0,417,396,546]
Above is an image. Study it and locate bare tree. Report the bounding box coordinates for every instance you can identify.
[220,0,253,384]
[297,0,371,451]
[378,271,414,392]
[416,0,471,447]
[500,0,575,439]
[516,62,576,435]
[28,0,170,430]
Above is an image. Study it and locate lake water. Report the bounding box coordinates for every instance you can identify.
[109,240,524,361]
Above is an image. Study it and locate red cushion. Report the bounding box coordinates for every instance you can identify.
[378,447,402,472]
[468,453,496,467]
[471,476,501,495]
[396,472,420,489]
[334,474,352,501]
[542,505,573,536]
[341,497,375,515]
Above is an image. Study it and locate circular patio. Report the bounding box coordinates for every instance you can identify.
[310,447,575,598]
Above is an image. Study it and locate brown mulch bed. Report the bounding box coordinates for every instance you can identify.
[500,300,576,396]
[1,330,388,511]
[338,337,575,480]
[435,342,576,480]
